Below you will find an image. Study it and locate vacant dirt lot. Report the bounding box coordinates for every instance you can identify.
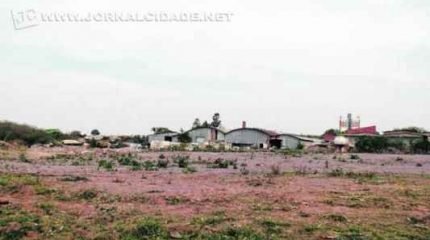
[1,147,429,239]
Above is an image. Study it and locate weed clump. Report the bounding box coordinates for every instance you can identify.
[59,175,88,182]
[98,160,115,171]
[78,189,98,200]
[143,161,158,171]
[325,214,348,223]
[259,219,291,236]
[157,159,169,168]
[240,167,250,175]
[0,206,42,239]
[182,166,197,174]
[173,155,189,168]
[270,165,281,176]
[200,227,265,240]
[19,153,30,163]
[208,158,235,169]
[120,217,167,239]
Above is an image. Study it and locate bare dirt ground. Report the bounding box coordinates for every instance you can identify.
[1,147,429,239]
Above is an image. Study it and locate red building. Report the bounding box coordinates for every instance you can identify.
[345,126,377,135]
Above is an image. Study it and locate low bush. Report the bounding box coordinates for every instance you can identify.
[355,136,389,153]
[120,217,167,239]
[78,189,98,200]
[325,214,348,222]
[240,167,250,175]
[0,206,42,239]
[98,160,115,171]
[202,227,265,240]
[59,175,88,182]
[412,139,430,154]
[117,154,134,166]
[182,166,197,174]
[270,165,281,176]
[208,158,235,168]
[130,160,143,171]
[259,219,291,235]
[157,159,169,168]
[173,155,189,168]
[0,121,57,146]
[143,161,158,171]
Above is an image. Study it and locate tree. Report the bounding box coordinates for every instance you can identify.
[412,137,430,154]
[201,121,210,128]
[45,129,64,140]
[151,127,173,134]
[0,121,53,146]
[70,131,83,139]
[355,136,389,153]
[192,118,201,129]
[91,129,100,136]
[323,129,340,136]
[210,113,221,128]
[178,132,192,143]
[130,135,148,145]
[394,127,427,133]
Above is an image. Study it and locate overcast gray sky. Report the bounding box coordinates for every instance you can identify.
[1,0,429,135]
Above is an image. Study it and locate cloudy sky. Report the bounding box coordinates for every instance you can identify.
[1,0,429,135]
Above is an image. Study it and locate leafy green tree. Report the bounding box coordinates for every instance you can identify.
[192,118,201,129]
[355,136,389,153]
[323,129,340,136]
[69,131,83,139]
[151,127,174,134]
[0,121,53,146]
[45,129,64,140]
[412,138,430,154]
[201,121,210,128]
[178,132,192,143]
[91,129,100,136]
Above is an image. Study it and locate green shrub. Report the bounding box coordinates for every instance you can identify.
[118,154,134,165]
[98,160,115,171]
[165,196,188,205]
[182,166,197,174]
[78,189,98,200]
[0,121,56,146]
[325,214,348,222]
[174,155,189,168]
[259,219,291,235]
[240,167,250,175]
[192,212,228,226]
[19,153,30,163]
[121,217,167,239]
[59,175,88,182]
[0,206,42,240]
[355,136,389,153]
[208,158,230,169]
[143,161,158,171]
[328,168,345,177]
[336,226,368,240]
[130,160,143,171]
[202,227,265,240]
[157,159,169,168]
[177,132,192,143]
[412,139,430,154]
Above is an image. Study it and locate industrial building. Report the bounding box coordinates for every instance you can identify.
[147,119,322,150]
[185,127,225,143]
[147,132,178,143]
[225,127,278,148]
